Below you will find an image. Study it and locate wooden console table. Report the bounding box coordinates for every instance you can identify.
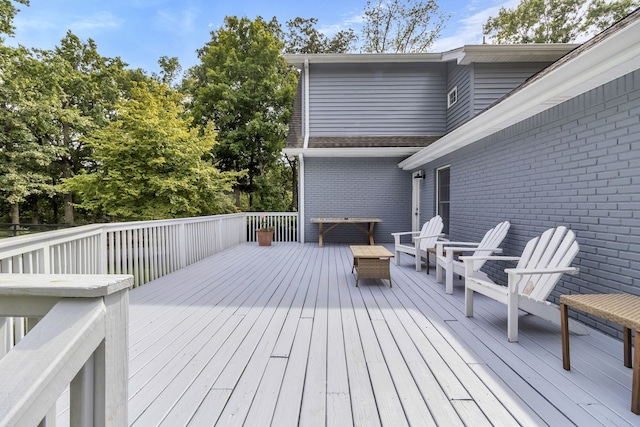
[560,293,640,414]
[350,245,394,288]
[311,218,382,247]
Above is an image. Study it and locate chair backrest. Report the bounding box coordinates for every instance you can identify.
[515,226,579,301]
[470,221,511,271]
[418,215,443,251]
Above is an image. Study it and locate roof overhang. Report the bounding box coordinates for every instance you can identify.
[284,44,577,68]
[283,147,423,158]
[398,14,640,170]
[283,53,443,68]
[442,44,579,65]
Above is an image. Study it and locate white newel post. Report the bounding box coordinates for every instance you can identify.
[0,274,132,427]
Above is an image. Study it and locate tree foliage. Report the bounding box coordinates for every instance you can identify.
[0,44,59,223]
[0,0,28,38]
[32,31,128,224]
[283,17,357,54]
[63,81,240,221]
[185,16,297,210]
[483,0,640,44]
[361,0,449,53]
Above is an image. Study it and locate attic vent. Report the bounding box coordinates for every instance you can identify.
[447,86,458,108]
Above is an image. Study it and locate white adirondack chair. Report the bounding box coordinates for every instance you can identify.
[392,215,444,272]
[435,221,511,294]
[462,226,587,342]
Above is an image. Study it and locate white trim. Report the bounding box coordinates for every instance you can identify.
[398,15,640,170]
[303,59,310,149]
[436,165,450,234]
[299,153,305,244]
[284,44,576,68]
[411,171,422,232]
[283,147,423,158]
[447,86,458,108]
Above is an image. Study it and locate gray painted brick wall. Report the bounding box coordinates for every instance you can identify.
[418,69,640,338]
[304,157,412,245]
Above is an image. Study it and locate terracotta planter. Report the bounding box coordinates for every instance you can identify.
[256,229,274,246]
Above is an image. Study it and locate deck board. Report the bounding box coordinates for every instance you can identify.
[50,242,640,426]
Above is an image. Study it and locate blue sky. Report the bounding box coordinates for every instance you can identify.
[7,0,518,75]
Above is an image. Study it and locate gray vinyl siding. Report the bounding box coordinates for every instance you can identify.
[446,63,472,132]
[419,69,640,337]
[308,63,447,136]
[473,62,552,114]
[303,157,411,244]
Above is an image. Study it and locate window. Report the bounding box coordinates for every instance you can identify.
[447,86,458,108]
[436,166,450,235]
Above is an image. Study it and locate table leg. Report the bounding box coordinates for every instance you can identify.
[368,222,375,245]
[633,330,639,414]
[318,223,324,247]
[561,303,571,370]
[624,327,632,368]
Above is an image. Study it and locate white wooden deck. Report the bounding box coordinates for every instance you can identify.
[61,242,638,426]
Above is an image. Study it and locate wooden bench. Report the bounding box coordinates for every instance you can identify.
[560,293,640,414]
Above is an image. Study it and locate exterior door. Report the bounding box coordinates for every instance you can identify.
[436,166,450,236]
[412,171,422,231]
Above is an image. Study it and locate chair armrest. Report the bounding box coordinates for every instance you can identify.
[436,241,481,247]
[391,231,419,237]
[413,233,445,241]
[392,231,419,245]
[459,256,520,262]
[443,247,503,254]
[504,267,579,275]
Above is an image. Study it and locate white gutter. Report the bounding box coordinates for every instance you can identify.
[303,59,310,149]
[284,147,423,158]
[299,153,305,243]
[398,15,640,170]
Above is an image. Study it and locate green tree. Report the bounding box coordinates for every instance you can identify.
[152,55,182,87]
[186,16,297,210]
[0,45,59,224]
[35,31,127,224]
[361,0,449,53]
[283,17,357,54]
[63,81,240,221]
[483,0,639,44]
[0,0,28,39]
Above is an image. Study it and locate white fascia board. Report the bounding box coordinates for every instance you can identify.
[284,147,423,158]
[284,53,443,68]
[399,20,640,170]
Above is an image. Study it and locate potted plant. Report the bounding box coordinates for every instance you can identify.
[256,215,274,246]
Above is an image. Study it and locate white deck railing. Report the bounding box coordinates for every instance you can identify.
[0,212,297,425]
[245,212,298,243]
[0,274,132,426]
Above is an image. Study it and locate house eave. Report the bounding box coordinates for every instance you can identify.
[399,13,640,171]
[446,43,580,65]
[284,44,577,68]
[283,147,423,158]
[283,53,443,68]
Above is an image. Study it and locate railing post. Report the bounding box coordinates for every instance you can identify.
[99,228,108,274]
[178,223,187,269]
[93,287,129,426]
[71,355,95,426]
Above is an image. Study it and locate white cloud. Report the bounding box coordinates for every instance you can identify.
[156,8,198,35]
[319,9,364,37]
[433,0,519,51]
[71,12,121,31]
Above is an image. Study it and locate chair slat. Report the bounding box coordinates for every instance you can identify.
[471,221,511,271]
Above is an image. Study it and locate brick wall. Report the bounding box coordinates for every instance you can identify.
[419,69,640,337]
[303,157,412,245]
